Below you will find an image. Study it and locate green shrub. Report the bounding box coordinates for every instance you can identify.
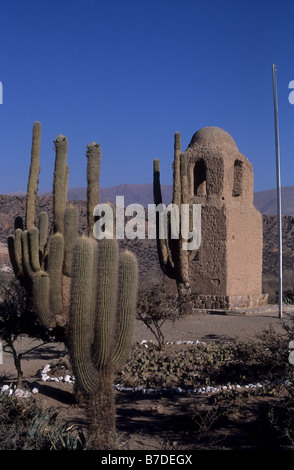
[0,394,86,450]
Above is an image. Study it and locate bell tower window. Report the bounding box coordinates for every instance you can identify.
[194,159,207,196]
[232,160,243,197]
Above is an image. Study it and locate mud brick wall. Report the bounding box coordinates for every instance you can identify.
[182,127,265,304]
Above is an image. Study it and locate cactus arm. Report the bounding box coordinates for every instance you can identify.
[28,227,41,272]
[112,249,138,368]
[69,236,100,394]
[94,238,118,368]
[32,272,56,329]
[153,132,195,314]
[46,232,64,315]
[153,158,163,207]
[177,154,191,288]
[21,231,35,280]
[7,230,24,280]
[38,211,49,257]
[64,164,69,206]
[26,121,41,230]
[86,142,101,238]
[180,153,189,205]
[63,206,79,276]
[153,159,175,278]
[52,135,68,234]
[172,132,182,207]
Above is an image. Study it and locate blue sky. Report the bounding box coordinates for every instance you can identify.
[0,0,294,194]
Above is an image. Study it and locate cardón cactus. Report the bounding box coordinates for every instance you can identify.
[7,121,139,449]
[68,236,138,448]
[153,132,196,314]
[7,124,79,329]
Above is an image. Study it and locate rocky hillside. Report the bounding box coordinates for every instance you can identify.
[0,195,162,281]
[0,195,293,285]
[13,183,293,216]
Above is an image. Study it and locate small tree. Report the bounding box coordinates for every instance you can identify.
[0,278,59,388]
[137,280,179,350]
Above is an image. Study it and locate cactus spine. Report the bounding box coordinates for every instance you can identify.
[153,132,195,314]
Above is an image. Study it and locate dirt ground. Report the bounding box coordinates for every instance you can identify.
[1,304,293,451]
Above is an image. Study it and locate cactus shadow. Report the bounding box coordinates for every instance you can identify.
[24,343,66,362]
[34,381,76,405]
[115,391,196,448]
[202,333,236,342]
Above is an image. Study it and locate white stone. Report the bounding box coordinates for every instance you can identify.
[1,384,9,393]
[41,373,50,381]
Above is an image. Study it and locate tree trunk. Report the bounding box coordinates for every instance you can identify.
[15,354,23,388]
[177,281,193,316]
[10,343,23,388]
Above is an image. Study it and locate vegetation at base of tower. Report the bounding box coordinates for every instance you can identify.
[6,121,138,450]
[153,132,196,314]
[136,279,179,351]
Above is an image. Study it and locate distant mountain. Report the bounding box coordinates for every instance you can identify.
[8,190,27,196]
[40,183,173,207]
[66,184,294,215]
[7,184,294,215]
[253,186,294,215]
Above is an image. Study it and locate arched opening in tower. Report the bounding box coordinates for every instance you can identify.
[194,159,207,196]
[232,160,243,197]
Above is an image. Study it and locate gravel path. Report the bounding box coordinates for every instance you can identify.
[133,304,294,344]
[1,303,293,383]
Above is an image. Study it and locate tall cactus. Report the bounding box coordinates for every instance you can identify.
[7,123,79,330]
[67,141,138,449]
[153,132,197,315]
[68,236,138,449]
[7,122,139,449]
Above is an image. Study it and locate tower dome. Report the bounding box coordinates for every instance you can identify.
[188,127,239,152]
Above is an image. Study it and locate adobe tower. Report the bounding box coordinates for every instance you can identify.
[184,127,268,309]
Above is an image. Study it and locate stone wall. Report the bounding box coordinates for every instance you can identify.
[193,293,269,310]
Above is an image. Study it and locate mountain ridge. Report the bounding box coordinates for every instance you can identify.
[6,184,294,215]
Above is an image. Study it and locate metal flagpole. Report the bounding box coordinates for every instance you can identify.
[272,63,283,319]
